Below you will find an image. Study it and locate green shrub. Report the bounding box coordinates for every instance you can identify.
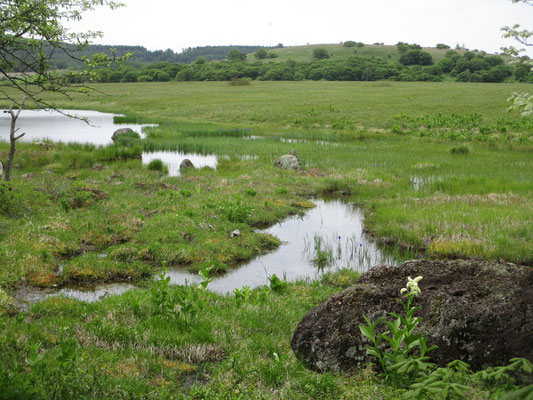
[137,75,152,82]
[343,41,357,47]
[219,196,252,223]
[312,48,330,60]
[244,188,257,196]
[227,50,247,62]
[0,182,25,216]
[399,50,433,66]
[156,71,170,82]
[147,159,164,171]
[254,49,268,59]
[268,274,288,293]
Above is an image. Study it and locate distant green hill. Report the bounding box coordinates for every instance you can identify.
[247,43,505,64]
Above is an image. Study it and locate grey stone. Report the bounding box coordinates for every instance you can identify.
[291,259,533,372]
[274,151,302,170]
[180,159,194,169]
[111,128,138,142]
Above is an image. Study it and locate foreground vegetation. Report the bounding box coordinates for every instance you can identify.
[1,81,532,398]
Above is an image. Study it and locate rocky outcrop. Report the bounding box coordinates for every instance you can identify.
[179,159,194,169]
[274,150,302,170]
[291,259,533,372]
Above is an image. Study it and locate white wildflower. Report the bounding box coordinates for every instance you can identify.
[401,276,423,297]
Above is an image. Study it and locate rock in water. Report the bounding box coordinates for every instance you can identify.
[291,259,533,372]
[274,150,302,170]
[179,159,194,169]
[111,128,139,142]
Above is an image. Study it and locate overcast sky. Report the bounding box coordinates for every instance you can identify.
[73,0,533,56]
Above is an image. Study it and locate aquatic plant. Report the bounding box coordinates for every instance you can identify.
[268,274,288,293]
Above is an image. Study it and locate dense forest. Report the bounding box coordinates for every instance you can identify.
[31,44,266,69]
[68,44,532,84]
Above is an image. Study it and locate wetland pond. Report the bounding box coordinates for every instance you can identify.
[4,110,410,305]
[17,199,408,305]
[0,109,226,176]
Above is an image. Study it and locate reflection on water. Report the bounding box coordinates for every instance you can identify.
[165,199,400,294]
[15,283,136,307]
[0,109,154,145]
[142,151,218,176]
[142,152,259,176]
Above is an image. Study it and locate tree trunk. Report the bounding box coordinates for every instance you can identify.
[4,114,17,182]
[3,101,26,182]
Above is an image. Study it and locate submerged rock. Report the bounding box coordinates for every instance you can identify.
[180,159,194,169]
[274,150,302,170]
[291,259,533,372]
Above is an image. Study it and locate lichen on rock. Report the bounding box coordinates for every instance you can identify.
[291,259,533,372]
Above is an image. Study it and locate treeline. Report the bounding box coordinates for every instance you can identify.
[27,44,264,70]
[75,49,531,84]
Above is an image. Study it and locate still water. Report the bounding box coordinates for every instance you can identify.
[164,198,399,294]
[0,109,153,145]
[142,151,218,176]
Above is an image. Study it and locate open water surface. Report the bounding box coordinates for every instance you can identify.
[0,109,154,145]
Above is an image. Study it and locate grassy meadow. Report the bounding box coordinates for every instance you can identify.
[0,80,532,398]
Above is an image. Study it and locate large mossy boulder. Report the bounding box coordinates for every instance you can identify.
[291,259,533,372]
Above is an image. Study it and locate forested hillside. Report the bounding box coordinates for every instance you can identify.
[21,44,265,70]
[67,43,532,84]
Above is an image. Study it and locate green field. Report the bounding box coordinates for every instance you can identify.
[1,81,532,399]
[28,80,529,129]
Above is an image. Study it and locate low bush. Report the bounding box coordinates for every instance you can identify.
[147,159,164,171]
